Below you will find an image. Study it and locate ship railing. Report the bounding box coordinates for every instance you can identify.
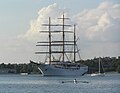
[54,65,80,69]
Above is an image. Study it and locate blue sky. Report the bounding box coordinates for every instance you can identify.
[0,0,120,63]
[0,0,119,35]
[0,0,112,35]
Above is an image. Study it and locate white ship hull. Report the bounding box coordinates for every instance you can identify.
[37,63,88,76]
[91,73,105,77]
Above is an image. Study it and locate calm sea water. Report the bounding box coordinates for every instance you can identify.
[0,74,120,93]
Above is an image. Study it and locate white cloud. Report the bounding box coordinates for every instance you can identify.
[23,1,120,60]
[24,3,68,41]
[1,1,119,63]
[73,1,120,43]
[98,1,111,10]
[73,1,120,59]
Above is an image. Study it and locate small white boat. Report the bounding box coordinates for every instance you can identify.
[91,73,105,76]
[73,79,77,84]
[91,57,105,77]
[20,73,28,75]
[61,79,89,84]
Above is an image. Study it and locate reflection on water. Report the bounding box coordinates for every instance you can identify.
[0,74,120,93]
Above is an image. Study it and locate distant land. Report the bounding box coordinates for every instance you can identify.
[0,56,120,74]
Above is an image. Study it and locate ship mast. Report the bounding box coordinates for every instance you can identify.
[74,24,76,62]
[62,14,65,62]
[48,17,52,64]
[35,13,78,64]
[36,17,52,64]
[58,13,70,62]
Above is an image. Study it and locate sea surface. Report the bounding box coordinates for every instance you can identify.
[0,74,120,93]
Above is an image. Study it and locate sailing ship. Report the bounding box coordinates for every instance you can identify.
[91,57,105,76]
[30,14,88,76]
